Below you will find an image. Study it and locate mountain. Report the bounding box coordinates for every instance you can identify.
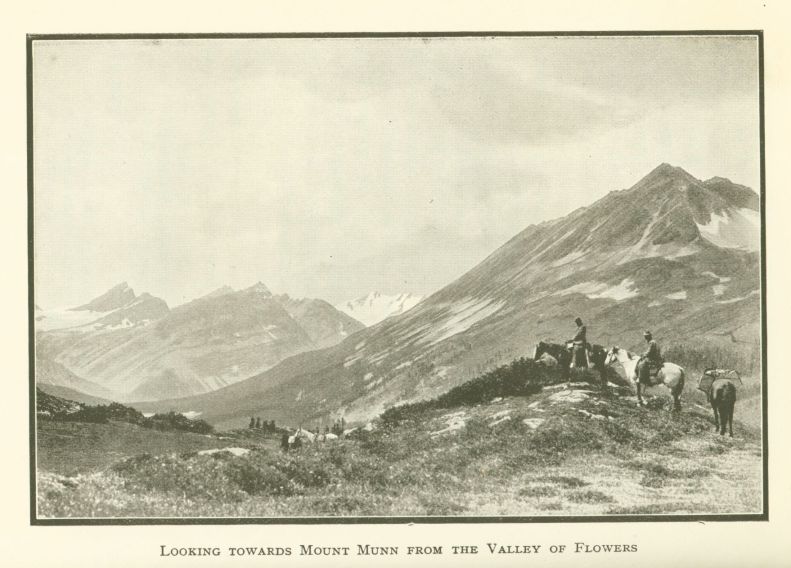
[73,282,136,312]
[36,282,364,402]
[276,294,366,349]
[134,164,761,429]
[36,383,113,407]
[200,285,235,299]
[335,292,425,326]
[35,353,118,401]
[35,283,170,332]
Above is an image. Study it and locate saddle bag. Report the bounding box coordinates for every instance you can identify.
[698,368,742,393]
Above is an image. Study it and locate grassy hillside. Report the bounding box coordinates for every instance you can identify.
[37,359,762,518]
[38,421,235,476]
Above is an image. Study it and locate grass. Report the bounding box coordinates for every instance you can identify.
[664,341,760,378]
[36,420,277,476]
[567,490,614,504]
[36,357,764,518]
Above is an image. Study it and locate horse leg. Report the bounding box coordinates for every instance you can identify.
[671,384,681,412]
[728,400,735,437]
[718,402,727,436]
[712,403,720,432]
[636,382,644,406]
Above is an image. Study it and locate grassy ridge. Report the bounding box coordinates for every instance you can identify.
[37,387,215,434]
[37,357,762,518]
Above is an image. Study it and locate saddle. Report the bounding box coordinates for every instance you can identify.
[637,357,663,385]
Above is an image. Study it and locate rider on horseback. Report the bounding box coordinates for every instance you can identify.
[637,330,663,385]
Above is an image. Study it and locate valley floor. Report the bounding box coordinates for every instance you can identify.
[36,378,763,519]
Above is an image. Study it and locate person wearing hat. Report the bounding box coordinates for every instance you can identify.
[637,330,662,385]
[569,317,588,368]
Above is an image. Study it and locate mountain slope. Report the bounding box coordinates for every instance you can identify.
[36,283,364,402]
[276,295,365,348]
[73,282,136,312]
[35,283,170,332]
[335,292,425,326]
[134,164,763,428]
[35,354,117,401]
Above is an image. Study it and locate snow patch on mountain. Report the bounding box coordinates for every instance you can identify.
[336,292,424,326]
[35,308,107,331]
[555,278,638,301]
[666,291,687,300]
[702,271,731,283]
[717,290,760,304]
[696,207,760,251]
[420,298,506,346]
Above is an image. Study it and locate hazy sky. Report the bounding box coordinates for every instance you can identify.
[33,36,759,309]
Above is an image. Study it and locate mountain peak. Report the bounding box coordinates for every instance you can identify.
[244,282,272,296]
[201,285,235,300]
[637,163,699,187]
[704,176,732,185]
[73,282,136,312]
[337,292,425,326]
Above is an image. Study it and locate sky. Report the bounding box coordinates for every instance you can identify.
[33,36,760,309]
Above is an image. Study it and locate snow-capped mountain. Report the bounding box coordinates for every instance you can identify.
[35,282,364,402]
[336,292,425,326]
[136,164,762,429]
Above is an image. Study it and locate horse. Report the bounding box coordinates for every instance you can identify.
[534,341,571,380]
[588,344,608,376]
[698,370,739,437]
[286,427,316,450]
[534,341,608,385]
[709,379,736,437]
[604,346,685,410]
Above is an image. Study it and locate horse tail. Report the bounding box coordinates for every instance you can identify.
[677,367,685,394]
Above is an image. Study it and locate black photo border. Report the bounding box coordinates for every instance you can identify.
[27,30,767,526]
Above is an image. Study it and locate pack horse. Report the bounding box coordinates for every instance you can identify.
[698,368,741,437]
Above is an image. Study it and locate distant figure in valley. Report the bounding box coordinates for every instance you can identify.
[637,330,663,386]
[569,317,588,368]
[280,432,290,452]
[255,417,262,429]
[249,417,256,429]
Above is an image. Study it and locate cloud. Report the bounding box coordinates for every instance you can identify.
[431,68,640,145]
[32,37,760,308]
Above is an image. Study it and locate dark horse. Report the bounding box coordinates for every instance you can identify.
[710,379,736,437]
[533,341,571,381]
[533,341,607,385]
[698,369,739,437]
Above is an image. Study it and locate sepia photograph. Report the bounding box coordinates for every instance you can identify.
[29,33,765,522]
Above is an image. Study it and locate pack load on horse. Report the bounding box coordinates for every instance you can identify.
[698,368,741,437]
[605,341,685,410]
[698,368,742,393]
